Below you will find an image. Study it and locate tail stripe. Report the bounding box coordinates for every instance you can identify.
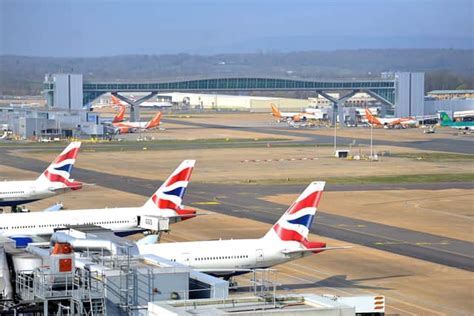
[166,167,193,187]
[43,170,79,187]
[273,223,305,242]
[287,214,314,227]
[53,164,73,173]
[151,194,179,210]
[287,191,322,214]
[163,187,186,198]
[54,148,80,164]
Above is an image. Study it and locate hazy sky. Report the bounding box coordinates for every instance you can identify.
[1,0,472,57]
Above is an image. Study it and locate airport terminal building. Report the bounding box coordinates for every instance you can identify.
[1,72,473,139]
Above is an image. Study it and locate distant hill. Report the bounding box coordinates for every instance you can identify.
[1,49,473,96]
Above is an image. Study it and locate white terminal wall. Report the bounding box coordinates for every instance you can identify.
[159,93,309,111]
[52,74,83,110]
[395,72,425,117]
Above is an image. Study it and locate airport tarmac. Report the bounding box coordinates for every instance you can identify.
[159,113,474,154]
[1,144,472,272]
[0,112,472,314]
[14,184,474,315]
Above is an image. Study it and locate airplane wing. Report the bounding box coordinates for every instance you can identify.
[281,246,352,254]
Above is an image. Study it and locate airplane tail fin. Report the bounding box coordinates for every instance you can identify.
[365,108,380,126]
[145,112,162,129]
[263,181,325,244]
[439,112,452,123]
[36,142,83,190]
[112,105,126,123]
[270,103,282,118]
[142,160,196,221]
[111,95,123,106]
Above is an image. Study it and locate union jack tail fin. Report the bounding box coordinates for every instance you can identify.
[142,160,196,220]
[263,181,325,243]
[145,112,162,129]
[36,142,82,190]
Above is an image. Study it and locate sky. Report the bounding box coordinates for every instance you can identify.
[0,0,472,57]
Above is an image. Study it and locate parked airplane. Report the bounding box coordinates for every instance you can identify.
[0,142,82,212]
[0,160,196,247]
[107,111,162,134]
[438,112,474,130]
[108,96,163,133]
[138,181,348,279]
[364,108,416,128]
[271,104,319,123]
[112,96,127,123]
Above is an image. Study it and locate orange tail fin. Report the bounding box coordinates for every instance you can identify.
[365,108,380,126]
[145,112,162,129]
[270,103,282,118]
[112,105,126,123]
[111,95,123,106]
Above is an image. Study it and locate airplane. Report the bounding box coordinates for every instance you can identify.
[270,104,320,123]
[0,160,197,247]
[107,96,163,133]
[110,98,126,123]
[0,142,82,212]
[111,112,162,134]
[438,112,474,130]
[137,181,348,279]
[111,94,172,108]
[364,108,416,128]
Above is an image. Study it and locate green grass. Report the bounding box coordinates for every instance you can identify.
[229,173,474,185]
[390,152,474,161]
[3,137,317,153]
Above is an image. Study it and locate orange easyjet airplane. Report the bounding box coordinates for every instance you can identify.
[111,96,126,123]
[270,103,319,122]
[109,95,162,134]
[364,108,416,128]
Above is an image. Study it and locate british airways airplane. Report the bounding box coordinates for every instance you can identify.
[0,142,82,212]
[138,181,348,279]
[0,160,196,247]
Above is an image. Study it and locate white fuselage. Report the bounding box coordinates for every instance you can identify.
[0,180,65,207]
[380,117,415,126]
[0,206,173,236]
[280,111,319,121]
[113,121,148,129]
[139,101,172,108]
[138,238,307,276]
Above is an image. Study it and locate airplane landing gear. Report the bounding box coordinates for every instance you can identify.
[227,277,239,291]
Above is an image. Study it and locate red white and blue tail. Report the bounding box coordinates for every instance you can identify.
[263,181,325,243]
[142,160,196,220]
[36,142,82,190]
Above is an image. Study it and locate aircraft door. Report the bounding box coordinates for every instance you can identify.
[181,253,191,266]
[256,249,264,262]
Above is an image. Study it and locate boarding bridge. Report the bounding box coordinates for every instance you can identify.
[43,72,424,123]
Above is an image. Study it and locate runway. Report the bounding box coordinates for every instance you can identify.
[1,150,472,272]
[163,118,474,154]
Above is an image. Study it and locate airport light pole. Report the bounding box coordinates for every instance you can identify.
[333,103,337,154]
[370,122,373,159]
